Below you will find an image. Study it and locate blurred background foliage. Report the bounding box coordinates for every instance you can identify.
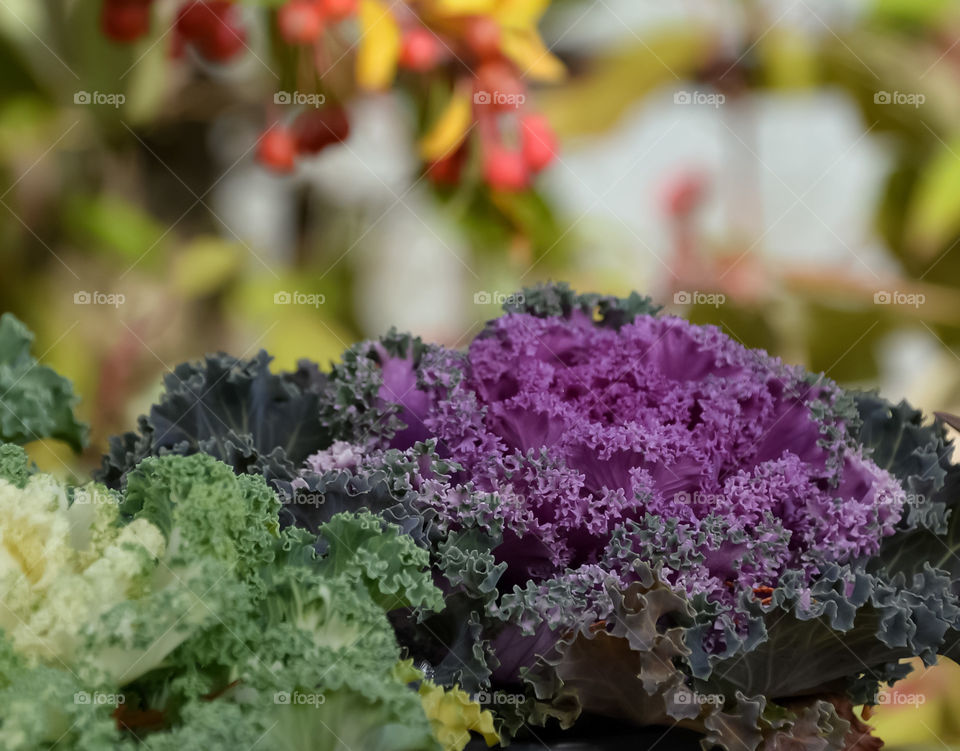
[2,1,960,745]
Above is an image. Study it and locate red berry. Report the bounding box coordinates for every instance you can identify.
[198,21,247,60]
[484,145,528,191]
[399,27,442,72]
[520,114,558,172]
[177,1,247,61]
[427,146,467,186]
[278,1,324,44]
[102,0,152,43]
[292,107,351,154]
[464,16,500,60]
[176,1,211,38]
[319,0,357,21]
[198,11,247,60]
[660,169,708,217]
[258,125,298,173]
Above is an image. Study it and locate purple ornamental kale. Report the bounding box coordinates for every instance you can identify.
[311,311,905,616]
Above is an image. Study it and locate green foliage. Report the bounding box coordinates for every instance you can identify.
[903,133,960,260]
[63,194,169,265]
[316,511,444,612]
[869,0,953,27]
[0,454,477,751]
[0,313,87,451]
[97,352,329,489]
[0,443,30,487]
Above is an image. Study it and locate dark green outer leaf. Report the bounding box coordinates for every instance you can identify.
[503,282,662,328]
[0,313,87,451]
[96,351,328,488]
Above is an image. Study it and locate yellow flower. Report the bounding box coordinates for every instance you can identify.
[393,660,500,750]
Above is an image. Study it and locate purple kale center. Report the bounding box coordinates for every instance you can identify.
[313,312,906,612]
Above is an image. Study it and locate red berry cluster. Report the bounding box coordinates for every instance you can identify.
[409,20,559,192]
[257,0,360,171]
[487,112,558,191]
[276,0,358,45]
[101,0,249,64]
[101,0,154,43]
[99,0,559,191]
[175,1,248,62]
[428,110,557,193]
[257,107,351,173]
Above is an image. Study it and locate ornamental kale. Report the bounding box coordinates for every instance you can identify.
[0,451,496,751]
[309,287,908,624]
[361,303,906,603]
[290,284,960,749]
[0,313,87,451]
[84,285,960,750]
[96,352,328,488]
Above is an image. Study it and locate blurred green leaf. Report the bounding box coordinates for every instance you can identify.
[758,29,820,90]
[227,275,351,370]
[0,96,58,160]
[123,35,171,125]
[540,26,714,137]
[903,133,960,261]
[687,304,779,356]
[172,237,244,299]
[0,31,41,99]
[869,0,953,28]
[63,193,168,266]
[805,305,889,383]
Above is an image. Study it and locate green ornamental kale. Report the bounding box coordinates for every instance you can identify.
[0,313,87,451]
[0,453,486,751]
